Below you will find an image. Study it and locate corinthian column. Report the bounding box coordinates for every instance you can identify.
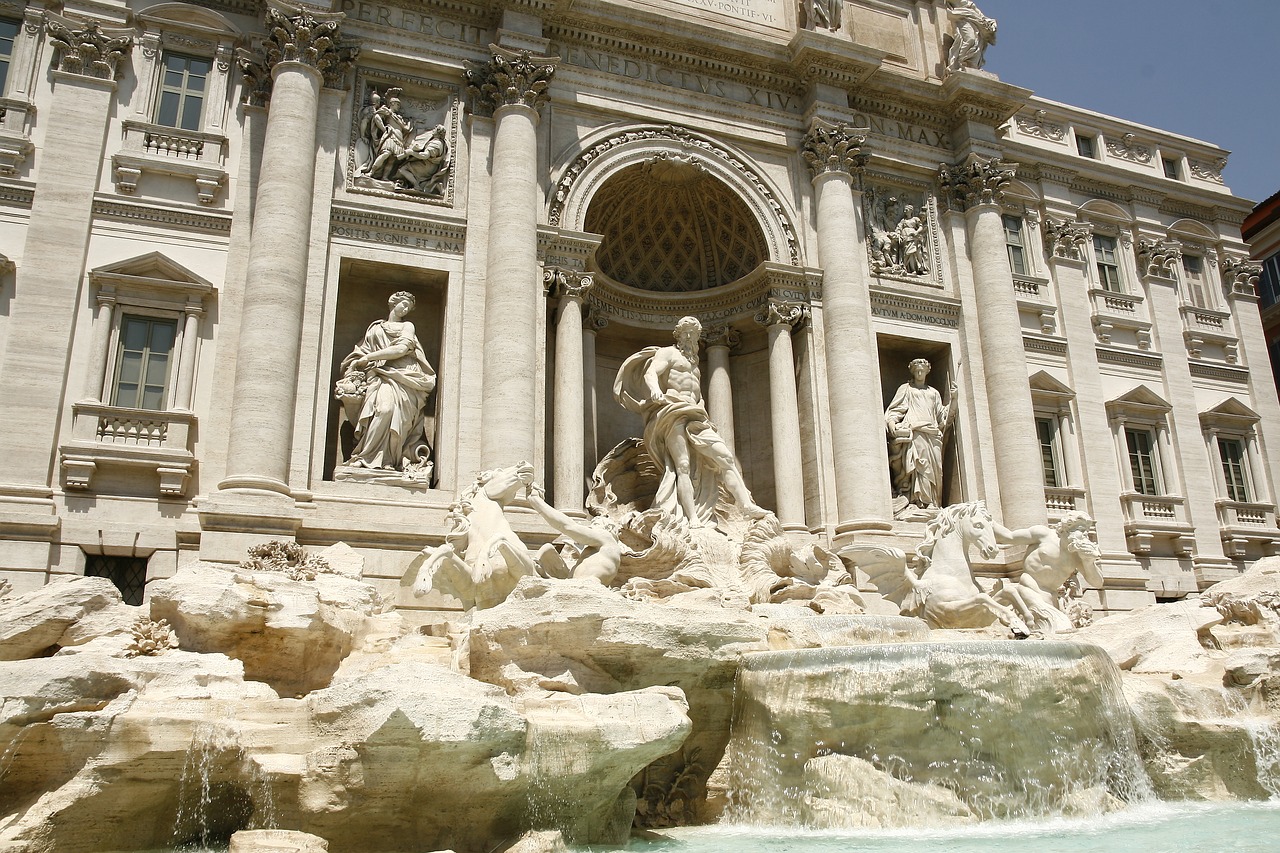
[466,47,558,470]
[939,156,1046,528]
[546,268,592,511]
[802,119,893,534]
[756,302,808,530]
[703,325,740,456]
[219,3,356,495]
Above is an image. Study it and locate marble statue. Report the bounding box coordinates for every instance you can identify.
[867,190,930,277]
[885,358,956,511]
[408,462,538,610]
[526,482,629,585]
[944,0,997,73]
[992,510,1104,633]
[845,500,1029,634]
[355,87,452,197]
[334,291,436,481]
[800,0,842,32]
[614,316,769,527]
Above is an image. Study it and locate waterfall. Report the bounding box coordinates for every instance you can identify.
[725,641,1152,828]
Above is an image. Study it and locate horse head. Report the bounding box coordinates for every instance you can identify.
[474,461,535,506]
[918,500,998,570]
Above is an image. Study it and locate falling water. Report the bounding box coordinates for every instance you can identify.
[170,720,278,850]
[725,641,1152,828]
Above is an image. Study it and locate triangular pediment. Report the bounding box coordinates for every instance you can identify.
[1107,385,1172,418]
[91,252,213,289]
[1028,370,1074,397]
[1201,397,1261,428]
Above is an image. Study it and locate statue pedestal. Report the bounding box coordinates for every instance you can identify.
[334,464,432,491]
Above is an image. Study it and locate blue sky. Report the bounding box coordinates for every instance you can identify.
[976,0,1278,205]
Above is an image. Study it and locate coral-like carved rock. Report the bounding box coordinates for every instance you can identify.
[240,540,332,581]
[124,616,179,658]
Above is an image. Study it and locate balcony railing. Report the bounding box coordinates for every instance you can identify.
[1120,492,1194,556]
[60,402,196,497]
[112,120,229,204]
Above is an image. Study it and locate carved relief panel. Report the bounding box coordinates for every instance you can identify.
[863,184,942,286]
[346,71,459,205]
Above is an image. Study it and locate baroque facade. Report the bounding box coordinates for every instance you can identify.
[0,0,1276,617]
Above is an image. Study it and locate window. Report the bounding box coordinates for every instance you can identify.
[1126,427,1161,496]
[1076,133,1097,158]
[1162,157,1180,180]
[1093,234,1123,292]
[1260,253,1280,309]
[84,554,148,605]
[1003,214,1027,275]
[111,315,177,410]
[0,18,17,95]
[154,53,210,131]
[1218,437,1250,503]
[1036,417,1061,488]
[1181,254,1211,308]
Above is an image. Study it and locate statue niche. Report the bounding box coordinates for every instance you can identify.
[333,290,437,486]
[352,85,453,199]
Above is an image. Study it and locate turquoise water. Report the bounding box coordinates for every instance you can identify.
[617,801,1280,853]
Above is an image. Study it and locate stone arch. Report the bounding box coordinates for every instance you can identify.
[1168,218,1219,243]
[137,2,243,35]
[1076,198,1133,226]
[549,124,801,270]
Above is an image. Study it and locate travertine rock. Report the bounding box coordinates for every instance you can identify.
[1074,598,1222,673]
[800,754,974,827]
[466,576,767,823]
[0,576,123,660]
[149,561,390,695]
[230,829,329,852]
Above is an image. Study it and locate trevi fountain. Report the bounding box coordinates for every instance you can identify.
[2,315,1279,853]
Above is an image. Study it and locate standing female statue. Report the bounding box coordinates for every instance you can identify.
[335,291,437,477]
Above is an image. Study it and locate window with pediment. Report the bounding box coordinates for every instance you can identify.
[59,253,216,498]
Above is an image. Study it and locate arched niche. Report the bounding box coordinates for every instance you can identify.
[549,124,802,272]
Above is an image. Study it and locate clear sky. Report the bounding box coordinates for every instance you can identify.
[975,0,1279,206]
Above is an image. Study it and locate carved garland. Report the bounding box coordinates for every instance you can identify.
[548,124,801,266]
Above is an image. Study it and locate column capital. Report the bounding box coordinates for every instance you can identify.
[938,155,1017,211]
[544,267,594,301]
[702,324,741,350]
[584,304,610,331]
[465,44,558,118]
[237,3,358,105]
[1222,258,1262,298]
[45,14,133,80]
[755,301,808,331]
[1043,218,1092,261]
[1136,237,1182,279]
[801,118,869,179]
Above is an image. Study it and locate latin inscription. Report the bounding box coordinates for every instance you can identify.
[853,113,949,149]
[335,0,488,44]
[332,225,463,254]
[556,45,798,112]
[871,305,959,329]
[671,0,784,26]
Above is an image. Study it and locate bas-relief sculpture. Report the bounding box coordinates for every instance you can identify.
[884,358,956,514]
[867,190,931,278]
[613,316,769,528]
[944,0,997,74]
[353,87,452,197]
[334,291,437,484]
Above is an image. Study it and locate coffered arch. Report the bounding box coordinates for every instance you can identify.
[548,124,803,275]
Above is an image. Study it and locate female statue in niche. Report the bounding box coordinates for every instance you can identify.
[335,291,437,480]
[885,358,957,511]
